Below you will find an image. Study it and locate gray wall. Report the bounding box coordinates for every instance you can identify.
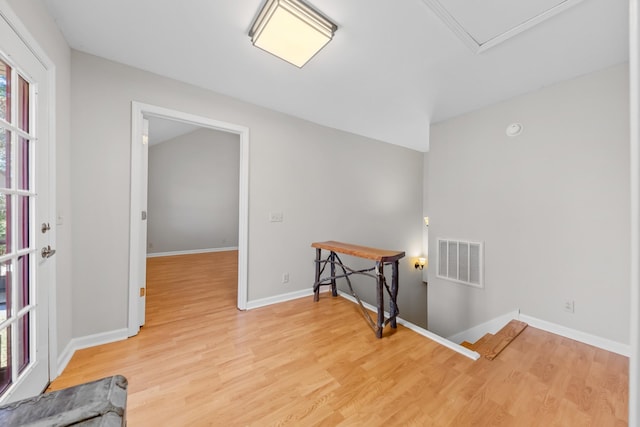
[427,63,630,344]
[147,128,240,254]
[8,0,73,362]
[4,1,631,356]
[70,51,426,337]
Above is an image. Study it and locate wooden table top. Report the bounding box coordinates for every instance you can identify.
[311,241,405,263]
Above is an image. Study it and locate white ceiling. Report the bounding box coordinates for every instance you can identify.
[147,117,202,146]
[427,0,586,50]
[43,0,628,152]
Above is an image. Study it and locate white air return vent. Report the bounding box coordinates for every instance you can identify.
[437,238,483,288]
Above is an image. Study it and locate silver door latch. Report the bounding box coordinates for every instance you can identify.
[41,245,56,259]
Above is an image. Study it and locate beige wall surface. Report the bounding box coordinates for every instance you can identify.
[428,63,630,344]
[148,128,240,254]
[70,51,426,336]
[7,0,73,362]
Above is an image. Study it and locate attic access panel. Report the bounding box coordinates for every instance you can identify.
[422,0,584,53]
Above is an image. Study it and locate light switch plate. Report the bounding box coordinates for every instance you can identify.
[269,212,284,222]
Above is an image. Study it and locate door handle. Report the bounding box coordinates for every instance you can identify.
[41,245,56,259]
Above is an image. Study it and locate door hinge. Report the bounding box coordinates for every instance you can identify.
[141,211,147,220]
[140,287,146,297]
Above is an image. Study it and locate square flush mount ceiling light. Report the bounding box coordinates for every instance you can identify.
[249,0,337,68]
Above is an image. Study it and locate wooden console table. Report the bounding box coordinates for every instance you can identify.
[312,241,405,338]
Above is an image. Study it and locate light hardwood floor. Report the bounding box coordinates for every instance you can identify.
[49,251,628,426]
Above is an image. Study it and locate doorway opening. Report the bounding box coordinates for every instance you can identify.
[145,118,239,258]
[128,102,249,337]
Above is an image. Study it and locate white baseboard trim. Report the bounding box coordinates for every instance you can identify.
[245,288,320,310]
[518,314,631,357]
[55,328,129,377]
[56,341,75,378]
[446,310,521,345]
[338,292,480,361]
[146,247,238,258]
[441,309,631,357]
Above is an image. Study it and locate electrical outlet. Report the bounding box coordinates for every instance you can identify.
[282,273,290,284]
[563,299,575,313]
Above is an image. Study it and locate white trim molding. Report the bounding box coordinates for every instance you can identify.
[446,310,521,344]
[519,315,630,357]
[338,292,480,361]
[56,329,129,377]
[629,1,640,425]
[420,0,585,53]
[245,288,319,310]
[247,286,484,361]
[129,102,250,337]
[146,247,239,258]
[244,287,480,361]
[445,309,631,357]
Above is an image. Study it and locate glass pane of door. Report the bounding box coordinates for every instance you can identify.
[0,326,11,393]
[16,315,28,374]
[0,61,10,122]
[0,13,50,403]
[0,128,10,189]
[0,54,39,400]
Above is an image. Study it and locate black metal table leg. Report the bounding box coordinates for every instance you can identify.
[376,261,384,338]
[330,251,338,297]
[313,248,321,302]
[390,260,399,328]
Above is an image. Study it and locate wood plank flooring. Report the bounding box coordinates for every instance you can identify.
[462,320,529,361]
[49,251,629,426]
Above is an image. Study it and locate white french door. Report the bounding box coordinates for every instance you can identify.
[0,12,51,403]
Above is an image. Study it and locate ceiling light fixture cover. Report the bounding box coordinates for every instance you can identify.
[249,0,337,68]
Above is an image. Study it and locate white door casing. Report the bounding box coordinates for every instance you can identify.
[629,0,639,425]
[0,7,55,403]
[138,118,148,327]
[128,102,249,337]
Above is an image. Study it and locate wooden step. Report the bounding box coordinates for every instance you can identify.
[470,333,495,355]
[483,320,528,360]
[460,341,474,350]
[462,320,528,360]
[460,333,493,352]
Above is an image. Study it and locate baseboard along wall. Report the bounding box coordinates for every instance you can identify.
[56,328,129,377]
[447,310,631,357]
[245,288,319,310]
[146,247,238,258]
[56,291,630,381]
[446,310,521,345]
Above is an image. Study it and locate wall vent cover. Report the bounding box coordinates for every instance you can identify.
[437,238,483,288]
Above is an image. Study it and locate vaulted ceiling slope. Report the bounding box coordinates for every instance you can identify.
[43,0,628,152]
